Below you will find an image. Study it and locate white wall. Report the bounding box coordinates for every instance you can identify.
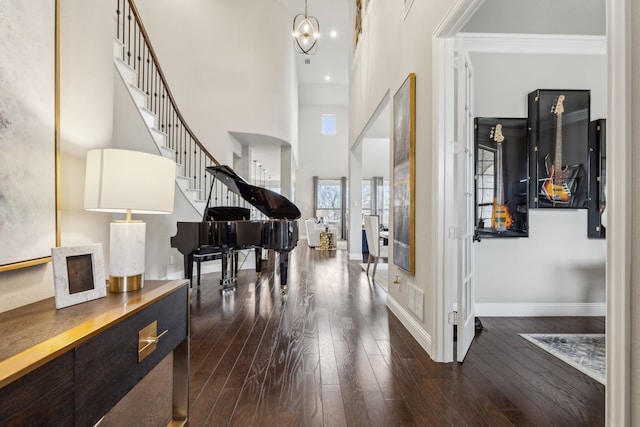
[296,104,349,223]
[470,51,607,311]
[462,0,605,35]
[0,0,114,313]
[349,0,456,355]
[134,0,299,167]
[0,0,299,313]
[362,138,390,178]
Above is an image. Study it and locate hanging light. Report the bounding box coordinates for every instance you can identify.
[292,0,320,55]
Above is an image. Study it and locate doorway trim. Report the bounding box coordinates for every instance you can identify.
[431,0,483,364]
[605,0,631,424]
[348,91,391,260]
[433,0,630,423]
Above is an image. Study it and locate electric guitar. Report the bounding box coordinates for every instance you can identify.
[490,124,513,231]
[541,95,573,203]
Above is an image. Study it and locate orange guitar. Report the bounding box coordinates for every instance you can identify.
[541,95,572,203]
[491,124,513,231]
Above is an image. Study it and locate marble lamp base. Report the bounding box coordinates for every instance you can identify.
[109,221,146,292]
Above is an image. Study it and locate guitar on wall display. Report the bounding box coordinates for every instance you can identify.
[541,94,578,204]
[490,124,513,231]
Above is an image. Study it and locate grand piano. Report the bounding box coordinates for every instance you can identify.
[171,165,300,292]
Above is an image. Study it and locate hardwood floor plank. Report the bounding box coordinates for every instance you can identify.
[185,245,604,427]
[252,276,303,425]
[227,357,269,426]
[317,308,340,385]
[336,363,373,426]
[321,384,348,427]
[367,354,401,400]
[189,311,257,426]
[204,387,241,427]
[436,375,515,427]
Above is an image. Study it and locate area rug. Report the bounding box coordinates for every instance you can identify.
[519,333,605,385]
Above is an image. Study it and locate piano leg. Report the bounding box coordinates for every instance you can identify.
[220,250,237,292]
[220,251,228,286]
[185,253,194,288]
[279,251,290,293]
[196,256,202,287]
[234,251,239,279]
[254,248,262,276]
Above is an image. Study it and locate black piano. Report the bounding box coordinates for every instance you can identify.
[171,165,300,292]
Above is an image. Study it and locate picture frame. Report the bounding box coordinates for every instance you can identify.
[0,0,59,272]
[474,117,529,239]
[51,244,106,309]
[392,73,416,274]
[528,89,590,209]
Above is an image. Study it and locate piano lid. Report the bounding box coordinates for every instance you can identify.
[206,165,301,220]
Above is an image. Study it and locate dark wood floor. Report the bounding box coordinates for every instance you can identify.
[187,245,605,426]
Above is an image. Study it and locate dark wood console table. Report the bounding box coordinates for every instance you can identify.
[0,279,189,426]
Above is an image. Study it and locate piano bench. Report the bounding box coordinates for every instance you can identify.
[192,253,221,287]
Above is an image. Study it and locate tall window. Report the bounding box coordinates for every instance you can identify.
[378,179,390,228]
[362,177,389,228]
[362,179,372,216]
[314,177,347,239]
[321,114,336,136]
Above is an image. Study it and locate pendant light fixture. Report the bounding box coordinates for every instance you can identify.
[292,0,320,55]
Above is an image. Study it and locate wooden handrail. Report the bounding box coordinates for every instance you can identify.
[124,0,219,166]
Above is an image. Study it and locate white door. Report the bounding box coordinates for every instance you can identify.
[456,52,475,362]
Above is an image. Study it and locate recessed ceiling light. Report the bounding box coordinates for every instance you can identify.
[325,75,331,81]
[330,30,337,38]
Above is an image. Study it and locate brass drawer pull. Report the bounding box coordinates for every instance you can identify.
[140,329,168,347]
[138,321,169,362]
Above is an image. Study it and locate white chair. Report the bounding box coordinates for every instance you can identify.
[304,219,337,247]
[363,215,388,279]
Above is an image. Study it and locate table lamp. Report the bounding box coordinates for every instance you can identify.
[84,149,175,292]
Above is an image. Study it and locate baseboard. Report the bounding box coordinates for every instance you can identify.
[386,295,433,356]
[475,302,606,317]
[348,252,362,261]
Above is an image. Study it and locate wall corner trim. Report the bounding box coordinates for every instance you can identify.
[458,33,606,55]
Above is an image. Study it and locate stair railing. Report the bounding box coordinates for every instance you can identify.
[115,0,243,209]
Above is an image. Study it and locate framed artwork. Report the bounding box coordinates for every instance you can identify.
[392,73,415,274]
[0,0,59,272]
[474,118,529,239]
[51,244,106,309]
[528,89,590,209]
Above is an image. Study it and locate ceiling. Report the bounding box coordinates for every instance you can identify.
[247,0,351,184]
[254,0,606,184]
[282,0,350,86]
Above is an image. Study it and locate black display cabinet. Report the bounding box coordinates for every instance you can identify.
[474,118,528,239]
[588,119,606,238]
[528,89,590,208]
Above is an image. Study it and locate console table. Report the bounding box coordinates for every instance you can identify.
[0,279,189,426]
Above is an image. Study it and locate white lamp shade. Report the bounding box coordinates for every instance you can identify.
[84,149,175,214]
